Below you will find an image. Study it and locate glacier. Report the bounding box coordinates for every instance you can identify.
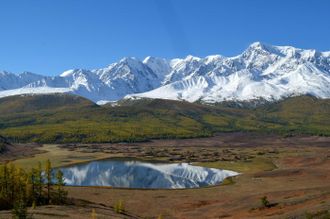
[58,160,238,189]
[1,42,330,103]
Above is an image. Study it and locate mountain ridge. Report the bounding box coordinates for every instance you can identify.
[1,42,329,104]
[0,94,329,143]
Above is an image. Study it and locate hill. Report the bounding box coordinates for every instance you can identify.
[0,94,329,143]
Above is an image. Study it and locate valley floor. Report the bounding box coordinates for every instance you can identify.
[0,133,329,218]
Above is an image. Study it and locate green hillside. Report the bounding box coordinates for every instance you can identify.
[0,94,329,143]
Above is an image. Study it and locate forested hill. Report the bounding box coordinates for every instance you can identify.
[0,94,329,143]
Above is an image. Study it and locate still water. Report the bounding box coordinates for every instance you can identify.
[58,159,238,189]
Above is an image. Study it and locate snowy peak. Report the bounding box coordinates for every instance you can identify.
[245,41,271,53]
[204,55,223,64]
[60,69,76,77]
[0,42,329,104]
[143,56,171,80]
[247,41,283,52]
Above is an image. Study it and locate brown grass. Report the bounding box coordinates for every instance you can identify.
[0,133,329,218]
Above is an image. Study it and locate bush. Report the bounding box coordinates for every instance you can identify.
[12,199,27,219]
[91,209,97,219]
[260,196,270,208]
[114,200,125,214]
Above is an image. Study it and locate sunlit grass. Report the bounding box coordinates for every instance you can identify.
[11,144,112,169]
[195,157,276,173]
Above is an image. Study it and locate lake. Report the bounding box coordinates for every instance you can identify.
[58,159,238,189]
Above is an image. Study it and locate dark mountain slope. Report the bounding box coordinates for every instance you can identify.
[0,94,329,143]
[0,135,9,153]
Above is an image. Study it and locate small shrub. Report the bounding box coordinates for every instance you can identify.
[260,196,270,208]
[91,208,97,219]
[114,200,124,214]
[12,199,27,219]
[221,177,235,186]
[31,201,36,210]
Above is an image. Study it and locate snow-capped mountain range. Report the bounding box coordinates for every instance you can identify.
[1,42,330,104]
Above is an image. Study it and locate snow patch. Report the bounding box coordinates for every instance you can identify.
[0,87,72,98]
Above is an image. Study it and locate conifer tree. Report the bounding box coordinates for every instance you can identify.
[35,162,43,204]
[9,163,16,203]
[0,163,9,199]
[16,168,27,203]
[55,169,67,203]
[45,159,52,203]
[28,169,37,205]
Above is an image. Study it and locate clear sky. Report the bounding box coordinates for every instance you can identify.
[0,0,329,76]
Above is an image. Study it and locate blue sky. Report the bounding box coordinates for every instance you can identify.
[0,0,329,75]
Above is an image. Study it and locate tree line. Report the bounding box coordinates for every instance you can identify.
[0,160,67,213]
